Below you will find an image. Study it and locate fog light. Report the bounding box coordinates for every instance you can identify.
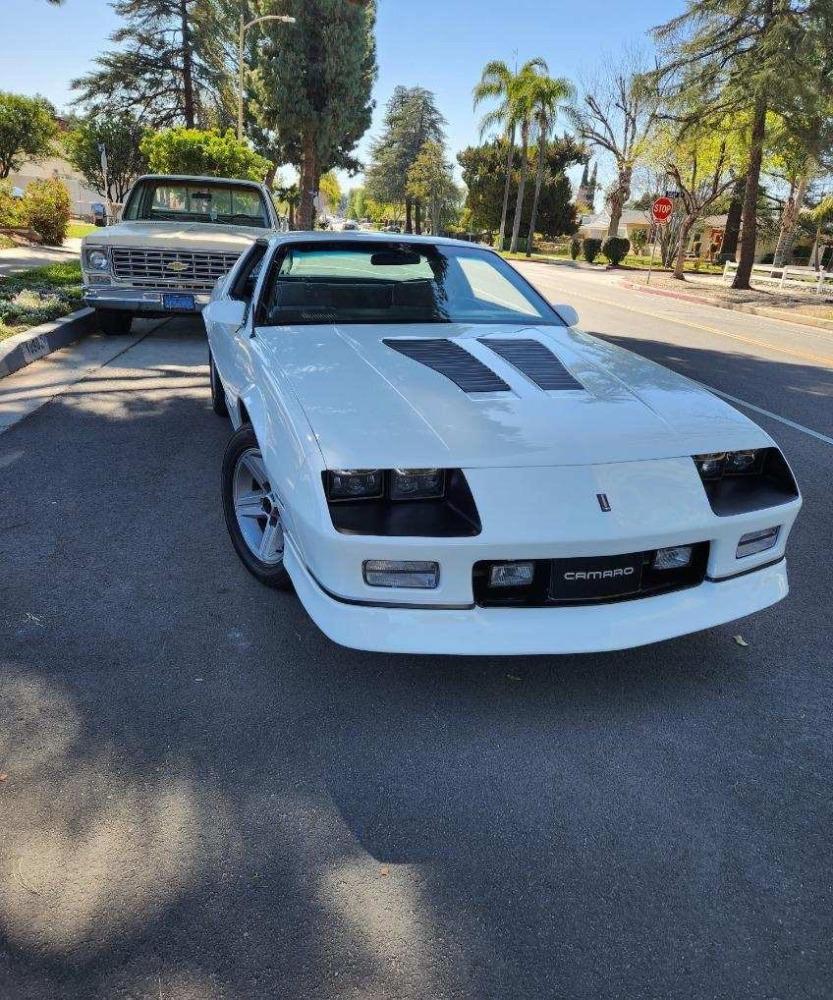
[489,561,535,587]
[736,526,779,559]
[653,545,693,571]
[363,559,439,588]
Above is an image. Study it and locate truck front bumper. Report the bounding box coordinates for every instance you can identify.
[83,286,212,314]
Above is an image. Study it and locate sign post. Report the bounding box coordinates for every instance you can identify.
[646,196,673,286]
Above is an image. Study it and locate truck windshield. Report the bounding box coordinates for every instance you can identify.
[258,241,563,326]
[124,180,270,228]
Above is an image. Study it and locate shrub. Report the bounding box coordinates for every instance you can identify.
[570,237,581,260]
[24,178,71,245]
[582,237,602,263]
[602,236,630,266]
[0,179,26,229]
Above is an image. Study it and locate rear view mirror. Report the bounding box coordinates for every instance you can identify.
[554,304,579,327]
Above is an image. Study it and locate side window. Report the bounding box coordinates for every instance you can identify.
[230,242,269,304]
[454,255,540,316]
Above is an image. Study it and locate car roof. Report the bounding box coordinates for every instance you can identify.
[266,230,493,251]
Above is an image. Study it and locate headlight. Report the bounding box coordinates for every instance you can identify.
[390,468,445,500]
[85,248,110,272]
[326,469,384,501]
[694,450,764,480]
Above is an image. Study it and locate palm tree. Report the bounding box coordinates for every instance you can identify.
[525,75,575,257]
[506,63,553,254]
[473,57,547,249]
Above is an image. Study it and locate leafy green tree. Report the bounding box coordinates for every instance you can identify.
[346,186,366,220]
[652,0,820,289]
[458,136,582,238]
[318,171,341,214]
[365,86,447,233]
[406,141,460,234]
[801,194,833,269]
[72,0,235,129]
[252,0,376,230]
[472,57,547,249]
[0,92,57,179]
[525,73,575,256]
[139,128,269,180]
[64,114,147,203]
[568,53,662,239]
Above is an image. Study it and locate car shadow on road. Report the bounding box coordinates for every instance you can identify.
[1,330,831,999]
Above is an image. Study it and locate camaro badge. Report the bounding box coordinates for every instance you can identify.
[166,260,190,272]
[597,493,611,512]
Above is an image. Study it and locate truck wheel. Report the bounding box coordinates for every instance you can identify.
[96,310,133,336]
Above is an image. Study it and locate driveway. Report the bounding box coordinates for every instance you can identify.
[0,277,831,999]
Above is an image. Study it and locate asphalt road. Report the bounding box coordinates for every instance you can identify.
[1,272,831,999]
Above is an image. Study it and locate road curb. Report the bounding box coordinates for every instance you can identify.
[0,307,96,380]
[619,279,833,333]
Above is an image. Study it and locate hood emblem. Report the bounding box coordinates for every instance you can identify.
[166,260,190,273]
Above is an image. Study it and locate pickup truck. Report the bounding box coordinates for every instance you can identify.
[81,174,280,334]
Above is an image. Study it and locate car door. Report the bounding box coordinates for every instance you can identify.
[206,240,271,409]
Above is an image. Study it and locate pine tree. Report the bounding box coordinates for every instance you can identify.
[251,0,376,230]
[365,86,447,233]
[71,0,235,128]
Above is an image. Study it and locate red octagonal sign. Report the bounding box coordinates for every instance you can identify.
[651,196,674,225]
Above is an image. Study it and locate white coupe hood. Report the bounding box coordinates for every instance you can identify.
[256,322,769,469]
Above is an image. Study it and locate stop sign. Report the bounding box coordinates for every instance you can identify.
[651,196,674,225]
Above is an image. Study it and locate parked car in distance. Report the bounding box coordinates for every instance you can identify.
[81,174,280,334]
[204,232,801,655]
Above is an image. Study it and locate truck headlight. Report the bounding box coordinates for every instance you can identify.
[85,248,110,272]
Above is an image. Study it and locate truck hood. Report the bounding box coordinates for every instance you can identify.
[255,322,770,469]
[84,220,270,253]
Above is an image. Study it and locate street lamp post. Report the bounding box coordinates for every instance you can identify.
[237,11,295,141]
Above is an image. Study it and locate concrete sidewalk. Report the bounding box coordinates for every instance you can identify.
[0,238,81,277]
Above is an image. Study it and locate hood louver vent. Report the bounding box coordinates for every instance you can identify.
[384,338,510,394]
[479,338,583,391]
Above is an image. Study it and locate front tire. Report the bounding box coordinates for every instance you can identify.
[222,425,292,590]
[95,309,133,336]
[209,351,228,416]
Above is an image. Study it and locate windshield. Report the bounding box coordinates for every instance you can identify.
[124,180,270,228]
[258,241,562,326]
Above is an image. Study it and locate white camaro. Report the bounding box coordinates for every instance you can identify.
[204,232,801,655]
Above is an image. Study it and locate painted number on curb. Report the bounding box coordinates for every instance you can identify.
[22,335,49,364]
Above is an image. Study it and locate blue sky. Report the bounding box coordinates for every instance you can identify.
[2,0,685,191]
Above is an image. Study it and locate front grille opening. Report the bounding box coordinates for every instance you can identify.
[473,543,709,607]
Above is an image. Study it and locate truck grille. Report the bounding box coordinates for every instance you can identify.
[110,248,241,291]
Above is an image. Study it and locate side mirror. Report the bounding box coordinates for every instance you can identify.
[554,304,579,327]
[205,298,247,331]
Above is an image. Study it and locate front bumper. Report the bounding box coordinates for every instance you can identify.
[285,536,789,654]
[83,285,212,314]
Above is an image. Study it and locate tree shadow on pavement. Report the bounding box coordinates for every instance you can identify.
[0,332,831,999]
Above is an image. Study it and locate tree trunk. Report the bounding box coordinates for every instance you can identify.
[288,202,295,230]
[732,94,767,290]
[414,200,422,235]
[606,165,631,239]
[772,165,813,267]
[405,197,412,234]
[673,215,697,280]
[297,131,318,230]
[179,0,196,127]
[509,123,529,253]
[498,125,515,249]
[525,135,546,258]
[721,177,744,260]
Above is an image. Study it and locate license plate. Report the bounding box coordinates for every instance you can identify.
[550,553,643,602]
[162,292,196,311]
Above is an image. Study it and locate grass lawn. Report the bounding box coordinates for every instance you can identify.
[66,221,98,240]
[0,260,84,341]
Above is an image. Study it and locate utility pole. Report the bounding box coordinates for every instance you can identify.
[237,9,295,141]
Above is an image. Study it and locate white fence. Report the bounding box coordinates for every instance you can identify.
[723,261,833,295]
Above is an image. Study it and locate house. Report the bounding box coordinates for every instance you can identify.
[578,208,651,243]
